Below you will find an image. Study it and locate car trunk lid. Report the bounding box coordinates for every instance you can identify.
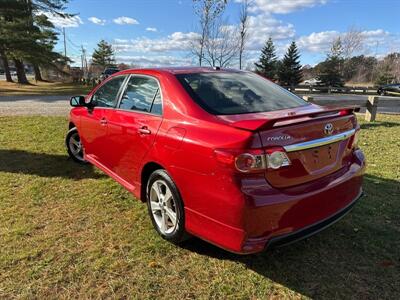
[217,104,359,188]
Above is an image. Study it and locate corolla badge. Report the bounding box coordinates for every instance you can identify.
[324,123,334,135]
[266,135,292,141]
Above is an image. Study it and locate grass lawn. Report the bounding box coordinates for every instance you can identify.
[0,80,91,96]
[0,114,399,299]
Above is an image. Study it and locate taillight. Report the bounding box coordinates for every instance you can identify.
[235,152,266,173]
[214,148,291,173]
[265,147,291,169]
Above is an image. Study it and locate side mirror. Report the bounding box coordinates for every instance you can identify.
[70,96,86,107]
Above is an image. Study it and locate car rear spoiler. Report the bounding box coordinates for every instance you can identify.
[229,106,360,131]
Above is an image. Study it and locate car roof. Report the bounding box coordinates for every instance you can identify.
[120,66,243,75]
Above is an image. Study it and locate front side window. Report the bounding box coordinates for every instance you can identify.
[91,76,126,107]
[176,72,308,115]
[119,76,162,114]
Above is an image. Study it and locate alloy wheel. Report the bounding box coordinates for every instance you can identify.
[68,131,84,162]
[149,179,178,234]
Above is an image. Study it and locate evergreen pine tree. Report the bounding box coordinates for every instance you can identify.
[92,40,116,68]
[278,41,303,87]
[316,38,345,87]
[254,38,277,79]
[0,0,70,83]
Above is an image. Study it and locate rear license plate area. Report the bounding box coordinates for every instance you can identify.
[301,144,339,172]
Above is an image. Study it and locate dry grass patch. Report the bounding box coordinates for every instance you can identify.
[0,115,399,299]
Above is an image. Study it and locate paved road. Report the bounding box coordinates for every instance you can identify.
[299,94,400,114]
[0,93,399,116]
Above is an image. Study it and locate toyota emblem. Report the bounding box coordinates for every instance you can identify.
[324,123,334,135]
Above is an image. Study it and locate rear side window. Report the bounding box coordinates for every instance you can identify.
[91,76,126,107]
[119,76,162,115]
[176,72,308,115]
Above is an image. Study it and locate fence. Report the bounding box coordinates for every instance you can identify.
[302,96,400,122]
[283,85,377,95]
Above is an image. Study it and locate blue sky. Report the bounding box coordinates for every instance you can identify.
[47,0,400,68]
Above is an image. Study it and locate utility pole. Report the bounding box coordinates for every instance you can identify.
[81,45,88,78]
[63,27,67,64]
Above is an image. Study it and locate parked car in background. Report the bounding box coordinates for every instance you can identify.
[303,78,322,85]
[66,67,365,254]
[100,67,119,81]
[9,67,17,76]
[377,83,400,96]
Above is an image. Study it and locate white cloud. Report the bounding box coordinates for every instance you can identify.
[115,55,193,67]
[297,30,339,52]
[88,17,106,26]
[42,12,83,28]
[247,14,295,50]
[113,16,139,25]
[146,27,158,32]
[114,38,129,43]
[236,0,328,14]
[113,32,200,53]
[297,29,391,53]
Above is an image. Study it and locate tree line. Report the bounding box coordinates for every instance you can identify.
[0,0,69,84]
[312,37,400,86]
[190,1,400,86]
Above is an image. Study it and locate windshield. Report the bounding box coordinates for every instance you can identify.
[176,72,308,115]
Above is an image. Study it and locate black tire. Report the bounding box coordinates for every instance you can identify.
[378,89,386,96]
[66,127,87,164]
[146,169,189,243]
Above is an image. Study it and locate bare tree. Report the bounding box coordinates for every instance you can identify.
[204,20,239,68]
[191,0,227,66]
[342,26,365,58]
[238,0,250,69]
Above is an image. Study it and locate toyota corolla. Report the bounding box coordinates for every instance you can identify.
[66,67,365,254]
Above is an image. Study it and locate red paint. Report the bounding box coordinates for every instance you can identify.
[69,68,365,254]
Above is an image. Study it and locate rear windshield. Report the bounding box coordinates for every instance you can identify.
[176,72,308,115]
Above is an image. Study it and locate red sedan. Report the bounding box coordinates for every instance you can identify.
[66,67,365,254]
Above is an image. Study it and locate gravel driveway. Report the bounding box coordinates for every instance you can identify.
[0,95,71,116]
[0,94,398,116]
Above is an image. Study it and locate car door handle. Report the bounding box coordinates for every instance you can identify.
[100,118,107,125]
[138,126,151,135]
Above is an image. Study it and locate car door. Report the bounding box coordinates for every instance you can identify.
[79,75,127,163]
[106,74,163,185]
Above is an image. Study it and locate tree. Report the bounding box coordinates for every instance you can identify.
[0,0,28,83]
[92,40,116,68]
[203,20,239,68]
[0,50,13,82]
[374,53,400,85]
[117,63,130,70]
[238,0,250,70]
[316,38,344,87]
[28,0,72,81]
[0,0,70,84]
[191,0,227,66]
[342,26,365,58]
[278,41,302,86]
[254,38,278,79]
[343,55,377,82]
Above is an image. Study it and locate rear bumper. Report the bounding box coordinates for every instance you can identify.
[184,149,366,254]
[268,189,363,248]
[240,149,366,254]
[186,149,366,254]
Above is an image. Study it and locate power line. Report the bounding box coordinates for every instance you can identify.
[66,36,81,50]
